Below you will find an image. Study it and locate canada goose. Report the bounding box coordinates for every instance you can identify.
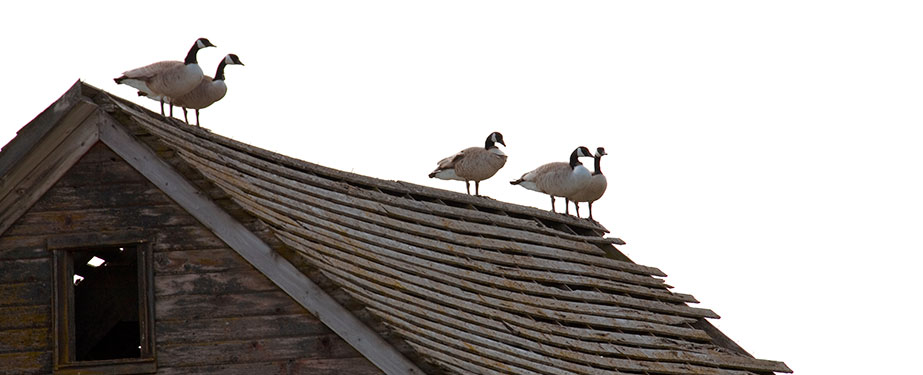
[170,54,245,127]
[567,147,608,220]
[114,37,216,116]
[429,132,507,195]
[510,146,594,214]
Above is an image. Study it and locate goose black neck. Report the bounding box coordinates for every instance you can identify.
[214,60,228,81]
[484,138,494,149]
[569,149,583,169]
[593,154,604,175]
[184,43,201,65]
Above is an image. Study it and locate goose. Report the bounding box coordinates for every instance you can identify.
[567,147,608,220]
[169,54,245,127]
[429,132,507,195]
[114,37,216,116]
[510,146,594,214]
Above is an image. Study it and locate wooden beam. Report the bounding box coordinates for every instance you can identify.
[0,102,100,237]
[0,80,87,178]
[97,115,424,375]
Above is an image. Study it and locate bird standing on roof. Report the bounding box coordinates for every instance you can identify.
[429,132,507,196]
[566,147,608,220]
[114,38,216,117]
[169,54,245,127]
[510,146,593,215]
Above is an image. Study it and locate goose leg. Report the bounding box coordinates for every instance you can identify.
[550,196,556,212]
[195,109,201,127]
[159,99,165,116]
[169,102,174,117]
[475,181,480,196]
[565,198,571,215]
[182,108,190,125]
[574,202,581,218]
[588,202,594,221]
[465,181,471,195]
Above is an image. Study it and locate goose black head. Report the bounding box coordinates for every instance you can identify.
[215,54,245,80]
[485,131,506,149]
[596,147,607,157]
[196,38,216,49]
[569,146,593,167]
[186,38,217,65]
[225,54,245,66]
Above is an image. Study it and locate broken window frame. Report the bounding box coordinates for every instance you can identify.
[50,234,156,375]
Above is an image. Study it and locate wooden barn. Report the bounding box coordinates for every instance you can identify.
[0,81,791,374]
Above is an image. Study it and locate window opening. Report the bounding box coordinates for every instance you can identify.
[71,246,141,361]
[52,238,156,374]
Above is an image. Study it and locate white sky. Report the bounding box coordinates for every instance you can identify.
[3,2,922,374]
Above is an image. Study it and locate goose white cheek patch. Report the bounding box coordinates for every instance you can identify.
[225,55,235,64]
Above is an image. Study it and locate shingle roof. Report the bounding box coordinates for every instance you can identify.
[18,82,791,375]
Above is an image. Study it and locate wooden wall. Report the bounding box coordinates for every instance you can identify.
[0,143,382,375]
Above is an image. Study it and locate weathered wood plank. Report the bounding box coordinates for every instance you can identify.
[285,235,711,341]
[0,282,50,308]
[322,264,714,351]
[30,182,171,212]
[100,114,423,375]
[154,362,291,375]
[50,159,150,188]
[157,334,362,367]
[154,268,279,296]
[0,106,100,237]
[367,304,603,375]
[201,167,669,292]
[151,225,228,252]
[288,357,385,375]
[182,148,608,257]
[0,236,47,260]
[328,268,716,350]
[155,291,307,320]
[363,287,788,374]
[214,178,661,299]
[398,332,546,375]
[0,305,51,330]
[0,81,88,178]
[0,258,50,284]
[283,211,698,312]
[393,322,758,375]
[0,327,50,352]
[0,100,96,203]
[180,150,619,261]
[66,141,122,163]
[156,314,330,344]
[5,205,200,237]
[154,357,384,375]
[0,350,52,374]
[154,248,249,275]
[281,222,706,323]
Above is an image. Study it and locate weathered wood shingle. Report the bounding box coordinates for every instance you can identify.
[11,82,790,375]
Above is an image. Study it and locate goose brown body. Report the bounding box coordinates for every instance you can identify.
[429,132,507,195]
[171,54,245,126]
[510,146,593,214]
[114,38,215,116]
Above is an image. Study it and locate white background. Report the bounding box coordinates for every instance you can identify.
[3,2,922,374]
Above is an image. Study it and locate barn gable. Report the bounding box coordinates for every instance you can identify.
[0,140,382,373]
[0,81,790,374]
